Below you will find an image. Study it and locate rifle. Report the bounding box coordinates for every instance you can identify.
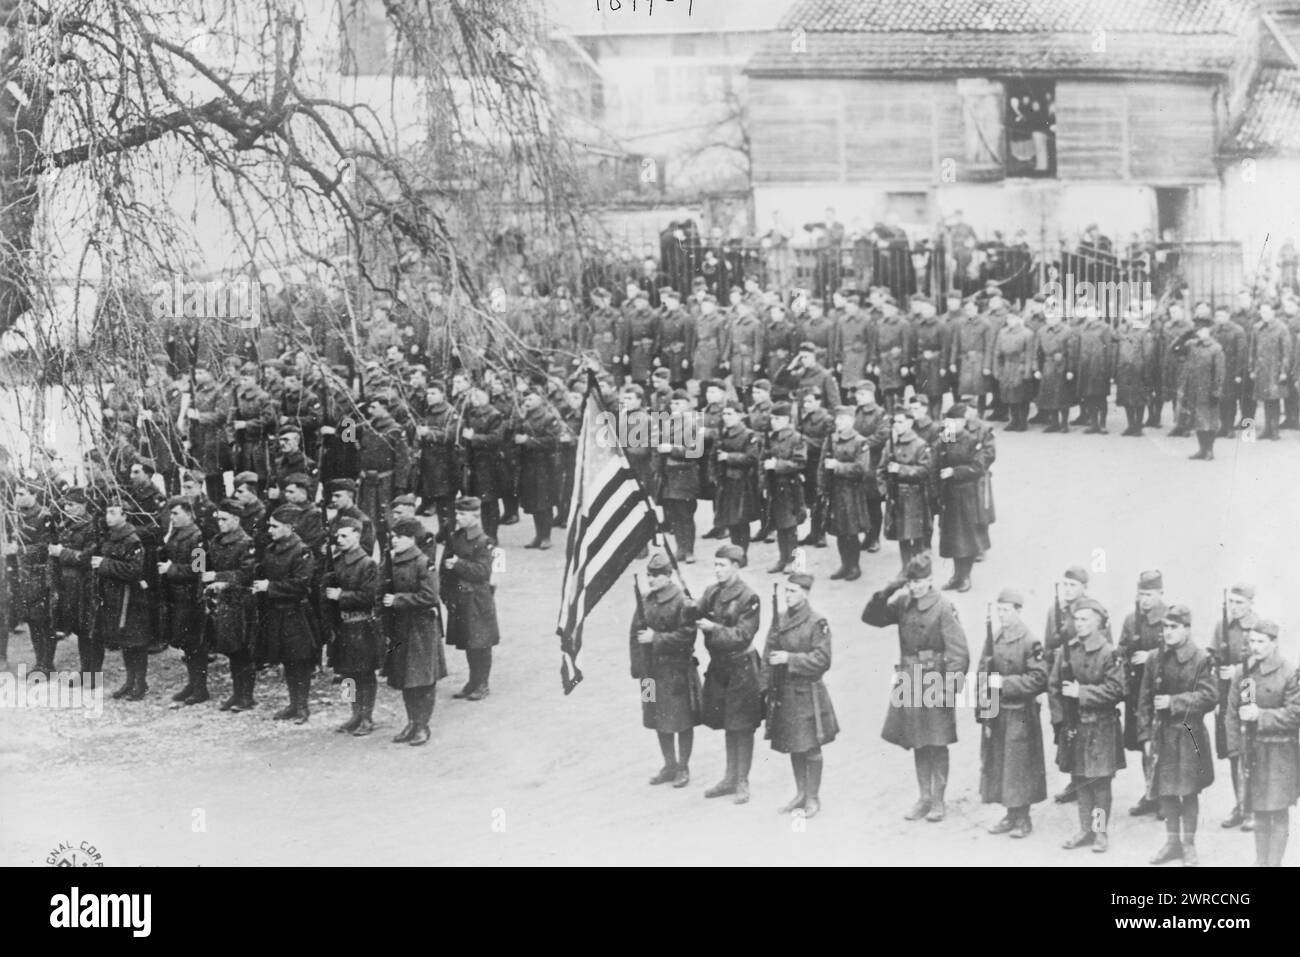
[980,602,993,738]
[1055,583,1079,770]
[375,505,396,651]
[1127,595,1144,704]
[1143,623,1166,802]
[766,581,787,729]
[631,573,653,686]
[1218,590,1232,714]
[1241,659,1258,816]
[884,421,899,538]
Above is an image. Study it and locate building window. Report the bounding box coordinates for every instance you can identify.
[1005,79,1056,177]
[957,78,1005,178]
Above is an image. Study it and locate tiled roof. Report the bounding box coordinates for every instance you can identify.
[1230,68,1300,156]
[776,0,1243,35]
[747,30,1238,77]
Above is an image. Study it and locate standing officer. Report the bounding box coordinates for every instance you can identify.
[1251,301,1291,440]
[414,380,460,540]
[657,288,692,386]
[947,300,993,416]
[158,497,207,705]
[1120,570,1167,816]
[252,507,318,724]
[696,544,763,804]
[764,572,838,818]
[92,502,153,701]
[4,481,55,673]
[514,388,564,550]
[832,292,873,393]
[1050,597,1125,854]
[881,406,934,566]
[979,588,1048,838]
[657,390,701,564]
[390,495,438,565]
[383,517,445,747]
[822,405,871,582]
[724,302,765,403]
[760,402,806,574]
[325,479,375,555]
[442,497,500,701]
[48,488,98,678]
[201,501,256,712]
[1214,582,1259,829]
[1115,305,1160,436]
[267,424,315,501]
[461,385,507,542]
[1034,304,1078,432]
[357,393,411,524]
[1138,604,1216,867]
[688,293,726,383]
[1211,304,1248,438]
[631,552,702,788]
[1074,303,1116,433]
[1226,619,1300,866]
[863,554,970,822]
[713,401,762,559]
[1162,302,1195,436]
[323,518,381,737]
[797,388,834,549]
[993,310,1035,431]
[1180,310,1226,460]
[932,405,982,592]
[851,381,889,554]
[871,301,914,410]
[910,296,948,419]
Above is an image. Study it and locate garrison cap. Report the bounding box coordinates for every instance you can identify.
[391,493,418,508]
[646,552,674,575]
[660,286,680,299]
[770,401,792,417]
[63,487,89,505]
[1251,619,1280,639]
[834,405,856,418]
[944,403,968,419]
[334,516,363,533]
[787,572,814,591]
[327,478,357,495]
[1073,597,1108,620]
[1162,604,1192,627]
[997,588,1024,607]
[391,518,424,539]
[652,367,671,380]
[797,341,818,354]
[1137,569,1163,590]
[670,389,691,401]
[276,423,302,437]
[853,379,876,393]
[715,543,747,566]
[1064,566,1090,585]
[165,495,194,511]
[455,496,481,512]
[282,473,311,489]
[723,399,745,413]
[1230,582,1256,600]
[427,380,447,394]
[905,554,933,580]
[214,499,241,517]
[233,471,260,489]
[269,506,300,525]
[751,379,773,392]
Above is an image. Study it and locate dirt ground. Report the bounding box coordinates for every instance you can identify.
[4,417,1299,866]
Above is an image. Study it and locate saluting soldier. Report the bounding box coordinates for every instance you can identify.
[881,406,934,566]
[657,390,702,564]
[1119,570,1167,817]
[48,488,98,677]
[1213,582,1259,830]
[764,572,838,818]
[443,497,500,701]
[979,588,1048,839]
[862,554,970,822]
[382,517,445,747]
[157,497,208,705]
[1050,597,1125,854]
[631,552,702,788]
[713,401,762,559]
[821,405,871,582]
[252,507,318,724]
[323,518,382,737]
[92,502,153,701]
[514,387,564,550]
[1226,619,1300,866]
[201,501,257,712]
[4,481,56,673]
[1180,310,1226,460]
[1138,604,1217,867]
[1034,306,1079,432]
[695,544,763,804]
[761,402,806,574]
[790,341,841,410]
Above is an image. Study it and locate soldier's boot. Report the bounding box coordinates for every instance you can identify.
[1268,811,1290,866]
[733,733,754,805]
[233,662,257,711]
[778,752,807,814]
[1146,402,1162,428]
[1150,831,1184,865]
[988,812,1017,835]
[1063,784,1096,848]
[672,730,693,787]
[1070,406,1088,425]
[291,663,311,724]
[769,529,797,574]
[925,747,948,822]
[171,667,196,703]
[704,732,738,798]
[1179,795,1199,866]
[111,667,134,700]
[124,650,149,701]
[394,689,417,743]
[1008,807,1032,839]
[802,750,823,818]
[1221,804,1244,828]
[1057,410,1070,435]
[336,700,362,734]
[904,749,933,820]
[352,677,376,736]
[650,732,677,785]
[184,658,210,705]
[1253,813,1271,866]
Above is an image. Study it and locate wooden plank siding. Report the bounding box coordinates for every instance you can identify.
[1127,82,1219,180]
[1055,82,1128,179]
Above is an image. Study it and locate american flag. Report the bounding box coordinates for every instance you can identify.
[555,378,659,694]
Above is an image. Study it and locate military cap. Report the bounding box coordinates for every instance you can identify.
[728,284,743,295]
[853,379,876,393]
[891,405,916,420]
[802,385,823,399]
[133,459,157,475]
[1064,566,1090,585]
[327,478,357,495]
[427,380,446,394]
[787,572,814,591]
[269,506,300,525]
[239,361,259,375]
[277,423,302,437]
[1137,570,1163,590]
[944,403,968,419]
[770,401,792,417]
[1073,597,1108,619]
[1032,292,1047,303]
[651,367,671,380]
[646,552,674,575]
[960,393,980,405]
[455,496,481,512]
[1162,604,1192,627]
[702,379,726,393]
[996,588,1025,607]
[233,471,260,488]
[699,293,718,304]
[214,499,241,517]
[622,383,646,399]
[633,288,650,301]
[722,399,745,413]
[692,276,707,287]
[670,389,691,401]
[1251,619,1280,639]
[281,473,311,489]
[391,518,424,539]
[715,543,747,566]
[752,379,773,392]
[905,554,933,580]
[165,495,194,511]
[984,280,1001,290]
[1230,582,1256,600]
[392,493,418,508]
[834,405,856,418]
[334,516,363,533]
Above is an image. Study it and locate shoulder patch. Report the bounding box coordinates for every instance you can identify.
[818,618,830,635]
[745,595,761,611]
[1031,641,1044,661]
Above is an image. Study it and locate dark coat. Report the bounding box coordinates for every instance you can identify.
[994,324,1035,403]
[1033,323,1078,410]
[52,519,98,639]
[763,426,806,529]
[462,404,507,500]
[619,409,659,499]
[978,618,1048,807]
[725,314,765,389]
[1177,336,1225,432]
[7,504,53,626]
[442,526,499,650]
[416,401,460,501]
[863,583,970,749]
[882,430,932,542]
[656,410,702,502]
[384,545,445,689]
[934,429,983,559]
[1212,611,1257,758]
[821,430,871,535]
[1114,323,1160,407]
[762,600,838,753]
[873,317,915,392]
[92,524,152,650]
[1226,649,1300,812]
[159,523,204,654]
[697,577,763,732]
[515,403,563,515]
[1074,319,1115,398]
[1211,319,1248,399]
[911,316,948,398]
[1161,316,1194,401]
[949,316,994,397]
[630,581,702,733]
[852,404,888,499]
[201,527,255,655]
[689,311,726,380]
[1250,318,1292,401]
[713,423,761,526]
[1137,639,1217,797]
[257,531,317,663]
[1048,632,1126,778]
[323,545,382,673]
[1118,601,1166,751]
[187,381,230,473]
[835,312,874,385]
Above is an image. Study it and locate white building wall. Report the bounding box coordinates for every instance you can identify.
[1223,158,1300,263]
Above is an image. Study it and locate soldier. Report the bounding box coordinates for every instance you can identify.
[1162,303,1195,436]
[1034,304,1078,433]
[230,471,268,554]
[623,289,659,386]
[932,405,982,592]
[1115,305,1160,436]
[323,518,381,736]
[1211,304,1248,438]
[443,497,500,701]
[724,301,765,402]
[322,478,372,557]
[907,393,941,445]
[383,517,446,746]
[797,388,834,549]
[939,290,965,404]
[514,388,564,550]
[821,405,871,581]
[1283,293,1300,429]
[179,470,220,540]
[391,494,438,565]
[979,588,1048,838]
[280,474,328,556]
[993,310,1035,431]
[1226,619,1300,866]
[1180,311,1226,460]
[1074,303,1115,433]
[92,502,153,701]
[585,287,624,378]
[48,488,98,677]
[631,552,702,788]
[657,287,692,387]
[789,341,841,409]
[1050,597,1125,853]
[871,301,914,410]
[488,376,521,526]
[964,400,996,561]
[200,502,256,712]
[763,304,800,392]
[185,366,232,504]
[695,544,762,804]
[697,380,727,540]
[267,424,315,501]
[1251,301,1291,440]
[1138,604,1217,867]
[230,367,278,480]
[619,385,659,502]
[277,371,324,460]
[1230,288,1259,428]
[657,390,702,564]
[863,553,969,822]
[910,295,948,420]
[832,292,873,393]
[764,572,837,817]
[1119,570,1167,817]
[851,381,889,554]
[688,293,726,383]
[461,386,507,542]
[947,300,993,416]
[882,406,934,566]
[1214,582,1259,830]
[252,507,318,723]
[357,394,411,525]
[713,401,762,559]
[157,497,207,705]
[4,481,55,673]
[760,402,806,574]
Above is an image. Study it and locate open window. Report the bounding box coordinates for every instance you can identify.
[1005,79,1056,178]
